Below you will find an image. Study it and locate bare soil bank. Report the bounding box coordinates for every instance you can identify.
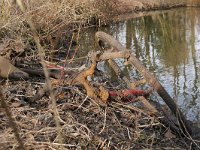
[99,0,200,22]
[105,0,200,13]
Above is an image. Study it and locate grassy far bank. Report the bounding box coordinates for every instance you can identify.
[1,0,200,149]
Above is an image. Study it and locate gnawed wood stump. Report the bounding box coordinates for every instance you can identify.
[0,56,29,80]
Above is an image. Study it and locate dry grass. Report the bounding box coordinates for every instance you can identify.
[0,0,196,42]
[1,0,101,29]
[0,0,103,47]
[0,0,199,149]
[0,80,187,149]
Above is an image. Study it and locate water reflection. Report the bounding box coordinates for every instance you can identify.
[126,8,200,124]
[79,8,200,124]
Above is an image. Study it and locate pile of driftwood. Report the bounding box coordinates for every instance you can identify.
[0,32,192,135]
[1,31,199,147]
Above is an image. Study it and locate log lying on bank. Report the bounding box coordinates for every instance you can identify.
[0,56,29,80]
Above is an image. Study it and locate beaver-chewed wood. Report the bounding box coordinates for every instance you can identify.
[0,56,29,80]
[95,31,192,136]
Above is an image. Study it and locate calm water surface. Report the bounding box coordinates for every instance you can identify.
[78,8,200,124]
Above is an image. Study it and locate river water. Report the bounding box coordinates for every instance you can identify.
[78,8,200,124]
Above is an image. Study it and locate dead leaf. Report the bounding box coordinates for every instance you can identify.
[13,39,25,53]
[26,133,35,141]
[164,129,176,139]
[99,86,109,103]
[11,102,21,107]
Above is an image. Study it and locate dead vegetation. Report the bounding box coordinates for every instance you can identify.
[0,0,102,31]
[1,0,200,149]
[0,0,105,55]
[0,30,195,149]
[0,74,189,149]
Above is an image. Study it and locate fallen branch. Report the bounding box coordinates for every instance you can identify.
[69,53,106,106]
[0,87,26,150]
[95,31,192,136]
[137,96,158,115]
[20,68,61,79]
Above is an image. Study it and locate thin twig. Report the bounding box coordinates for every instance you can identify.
[0,88,26,150]
[15,0,63,144]
[99,107,107,134]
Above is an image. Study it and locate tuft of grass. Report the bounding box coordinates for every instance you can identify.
[0,0,101,31]
[0,0,103,44]
[0,0,11,28]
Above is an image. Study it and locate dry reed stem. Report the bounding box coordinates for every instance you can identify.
[0,87,26,150]
[15,0,63,145]
[0,0,101,32]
